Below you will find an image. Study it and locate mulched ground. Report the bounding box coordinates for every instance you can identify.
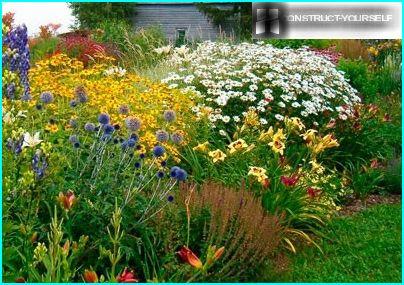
[338,194,402,216]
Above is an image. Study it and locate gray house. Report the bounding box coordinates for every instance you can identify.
[133,3,236,42]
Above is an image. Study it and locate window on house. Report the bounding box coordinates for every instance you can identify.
[175,28,187,46]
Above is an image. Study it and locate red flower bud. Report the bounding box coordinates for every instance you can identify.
[83,269,98,283]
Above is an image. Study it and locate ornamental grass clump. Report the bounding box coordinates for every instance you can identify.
[179,182,284,281]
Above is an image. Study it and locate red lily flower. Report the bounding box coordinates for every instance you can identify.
[280,175,299,187]
[383,113,392,122]
[58,190,76,211]
[370,159,380,169]
[307,187,321,198]
[176,246,203,269]
[116,268,139,283]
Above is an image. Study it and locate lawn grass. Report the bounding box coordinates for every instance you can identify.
[275,203,402,282]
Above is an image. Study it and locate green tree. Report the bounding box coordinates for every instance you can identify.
[196,3,252,40]
[69,2,136,29]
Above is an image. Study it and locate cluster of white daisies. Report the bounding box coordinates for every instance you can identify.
[161,41,361,128]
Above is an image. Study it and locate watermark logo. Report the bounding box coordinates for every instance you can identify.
[252,2,401,39]
[252,3,287,38]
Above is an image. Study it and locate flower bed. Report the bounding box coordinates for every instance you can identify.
[162,41,361,132]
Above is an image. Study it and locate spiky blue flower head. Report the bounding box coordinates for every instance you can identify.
[139,153,146,159]
[153,145,165,157]
[156,170,165,179]
[171,132,183,144]
[163,110,176,122]
[118,104,130,115]
[170,166,180,178]
[101,134,112,142]
[167,195,174,202]
[75,86,88,103]
[6,83,15,99]
[98,113,110,125]
[21,92,32,101]
[175,168,188,181]
[69,119,78,129]
[121,141,128,149]
[156,130,169,143]
[127,138,136,148]
[125,117,141,131]
[130,133,139,142]
[73,142,81,148]
[69,99,78,108]
[69,135,79,144]
[84,122,95,132]
[103,124,115,135]
[134,161,141,168]
[39,91,54,104]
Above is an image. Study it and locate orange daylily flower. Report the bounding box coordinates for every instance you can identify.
[176,246,203,269]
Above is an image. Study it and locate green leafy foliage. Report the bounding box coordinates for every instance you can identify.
[270,204,402,282]
[69,2,136,29]
[265,39,333,49]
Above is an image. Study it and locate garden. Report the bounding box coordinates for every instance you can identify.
[2,6,402,283]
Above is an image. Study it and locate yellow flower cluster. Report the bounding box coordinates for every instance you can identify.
[28,54,196,159]
[248,166,268,185]
[301,130,340,156]
[368,39,401,57]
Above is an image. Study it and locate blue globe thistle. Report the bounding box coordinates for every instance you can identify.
[84,122,95,132]
[118,104,130,115]
[103,124,115,135]
[21,92,32,101]
[134,161,141,168]
[127,138,136,148]
[130,133,139,142]
[125,117,141,131]
[156,170,165,179]
[139,153,146,159]
[98,113,110,125]
[39,91,54,104]
[167,195,174,202]
[153,145,165,157]
[121,141,128,149]
[171,132,184,144]
[175,168,188,181]
[163,110,176,122]
[69,135,79,143]
[156,130,169,143]
[101,134,112,142]
[73,142,81,148]
[74,86,88,103]
[6,83,15,99]
[69,119,78,129]
[170,166,180,178]
[69,100,78,108]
